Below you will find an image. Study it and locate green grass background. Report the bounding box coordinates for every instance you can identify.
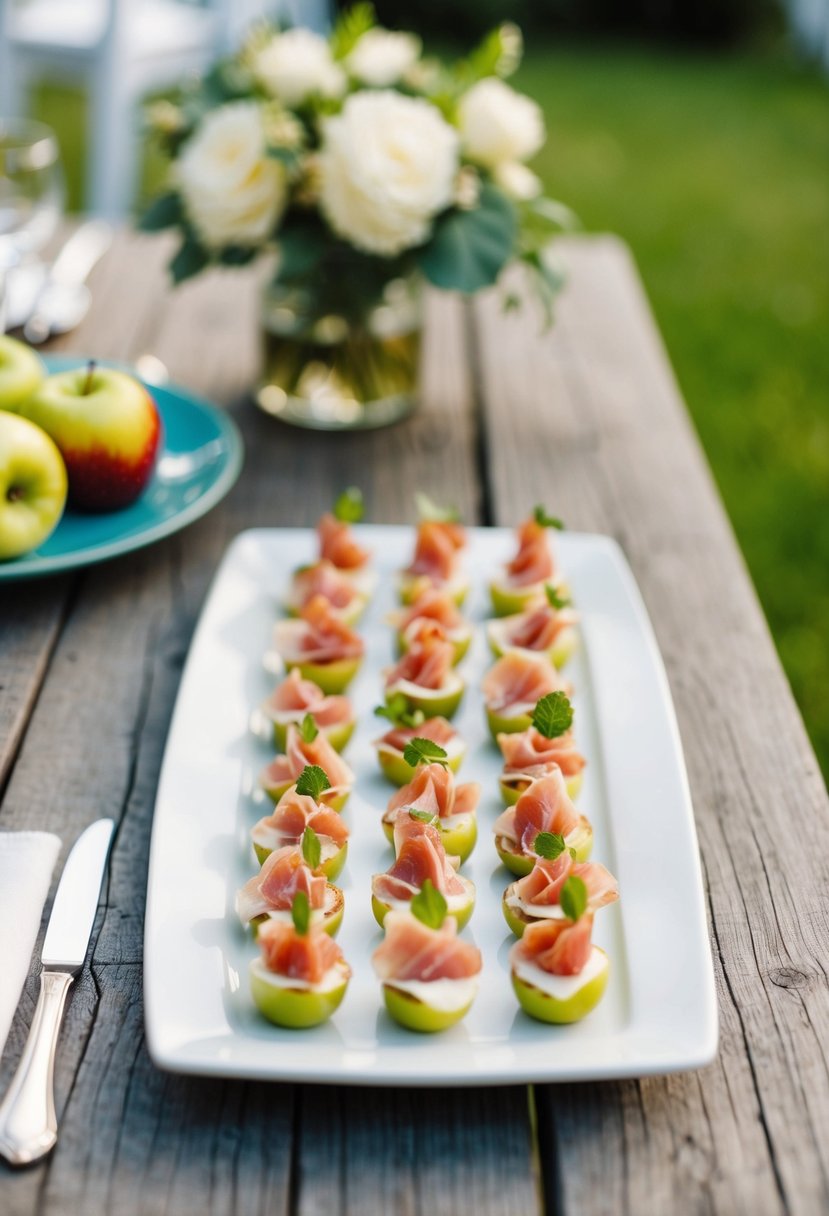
[31,43,829,774]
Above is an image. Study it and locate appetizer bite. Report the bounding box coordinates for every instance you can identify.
[371,812,476,929]
[482,651,564,738]
[317,488,372,577]
[493,769,593,875]
[237,827,345,938]
[399,497,468,605]
[486,583,578,669]
[509,876,609,1024]
[261,668,355,752]
[384,630,465,720]
[490,508,567,617]
[501,833,617,937]
[273,595,365,694]
[251,767,350,879]
[382,745,479,863]
[498,691,586,803]
[373,697,465,785]
[286,559,368,626]
[372,882,482,1032]
[390,587,473,665]
[258,714,355,811]
[250,891,351,1028]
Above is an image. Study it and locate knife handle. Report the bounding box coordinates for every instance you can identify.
[0,970,74,1166]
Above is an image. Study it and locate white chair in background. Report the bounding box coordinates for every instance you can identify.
[0,0,330,219]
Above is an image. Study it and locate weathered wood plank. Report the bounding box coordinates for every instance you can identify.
[474,236,829,1216]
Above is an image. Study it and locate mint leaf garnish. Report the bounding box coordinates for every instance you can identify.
[559,875,588,922]
[374,695,425,729]
[402,737,449,769]
[545,583,570,610]
[301,825,322,871]
[533,831,567,861]
[409,808,438,825]
[295,764,331,799]
[533,505,564,530]
[415,491,460,524]
[410,878,447,930]
[298,712,319,744]
[531,691,573,739]
[291,890,311,935]
[333,486,364,523]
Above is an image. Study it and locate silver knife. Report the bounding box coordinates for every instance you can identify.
[0,818,114,1166]
[23,220,112,344]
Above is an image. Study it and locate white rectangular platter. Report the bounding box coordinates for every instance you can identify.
[144,525,718,1085]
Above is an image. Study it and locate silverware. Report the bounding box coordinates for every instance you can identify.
[23,221,112,344]
[0,818,114,1167]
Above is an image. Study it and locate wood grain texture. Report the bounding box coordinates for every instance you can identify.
[474,236,829,1216]
[0,232,534,1214]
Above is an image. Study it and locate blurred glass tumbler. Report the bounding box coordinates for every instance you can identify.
[0,120,64,330]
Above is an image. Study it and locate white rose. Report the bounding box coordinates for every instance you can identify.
[253,29,346,108]
[458,77,544,169]
[319,91,459,256]
[346,28,421,87]
[493,161,542,200]
[176,103,287,249]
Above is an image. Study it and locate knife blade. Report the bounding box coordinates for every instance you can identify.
[0,818,114,1166]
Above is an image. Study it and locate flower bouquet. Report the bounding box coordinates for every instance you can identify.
[142,7,572,429]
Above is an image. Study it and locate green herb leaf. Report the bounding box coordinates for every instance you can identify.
[545,583,571,610]
[414,492,460,524]
[295,764,331,800]
[417,184,516,295]
[402,738,449,769]
[291,890,311,936]
[410,878,447,930]
[139,191,183,232]
[533,831,567,861]
[533,505,564,530]
[374,696,425,729]
[559,875,588,923]
[301,826,322,871]
[333,486,364,523]
[409,808,438,825]
[531,692,574,740]
[330,1,375,59]
[298,713,319,744]
[169,235,210,284]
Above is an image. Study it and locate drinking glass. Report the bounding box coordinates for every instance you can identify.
[0,119,64,331]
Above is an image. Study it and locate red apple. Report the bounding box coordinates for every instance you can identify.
[11,362,161,510]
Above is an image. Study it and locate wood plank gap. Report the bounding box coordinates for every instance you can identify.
[464,297,496,527]
[529,1085,559,1216]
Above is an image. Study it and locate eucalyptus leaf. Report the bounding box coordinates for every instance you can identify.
[417,185,516,295]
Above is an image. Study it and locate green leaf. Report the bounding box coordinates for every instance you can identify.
[402,738,449,769]
[275,220,328,284]
[414,492,460,523]
[295,764,331,799]
[410,878,447,930]
[140,191,183,232]
[460,22,523,82]
[298,713,319,744]
[291,890,311,936]
[330,2,375,59]
[409,808,438,825]
[533,505,564,530]
[169,235,210,285]
[301,825,322,871]
[333,487,364,523]
[545,583,570,610]
[531,692,574,740]
[533,831,567,861]
[417,185,516,295]
[559,875,588,923]
[374,697,425,729]
[218,245,257,268]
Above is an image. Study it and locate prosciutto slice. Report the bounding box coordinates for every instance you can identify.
[493,771,581,851]
[503,603,577,651]
[261,724,355,792]
[498,726,586,781]
[482,653,563,716]
[514,855,618,910]
[317,512,371,570]
[237,846,327,923]
[374,717,457,755]
[265,668,352,729]
[372,910,482,982]
[405,521,466,582]
[511,914,594,976]
[385,632,455,691]
[258,917,347,984]
[504,519,555,588]
[275,596,364,665]
[387,763,480,822]
[397,588,465,632]
[291,560,361,613]
[254,789,350,850]
[373,816,466,903]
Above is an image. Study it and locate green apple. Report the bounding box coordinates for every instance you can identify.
[511,950,609,1023]
[0,412,67,560]
[0,335,45,411]
[382,982,475,1032]
[250,958,350,1028]
[13,363,161,511]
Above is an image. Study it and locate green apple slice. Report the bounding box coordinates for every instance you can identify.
[486,617,579,670]
[489,577,570,618]
[267,710,355,755]
[371,873,475,931]
[494,816,593,875]
[254,838,348,881]
[250,885,344,939]
[397,623,473,666]
[499,771,583,805]
[259,769,351,812]
[485,705,534,739]
[385,672,465,721]
[286,656,362,695]
[376,734,466,786]
[510,948,609,1024]
[382,809,477,864]
[398,571,469,608]
[381,979,477,1032]
[250,958,350,1028]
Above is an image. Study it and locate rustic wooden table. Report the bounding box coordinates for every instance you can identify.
[1,231,827,1216]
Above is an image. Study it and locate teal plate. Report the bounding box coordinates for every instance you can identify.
[0,357,244,581]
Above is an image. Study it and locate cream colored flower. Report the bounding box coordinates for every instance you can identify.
[319,91,459,256]
[253,29,346,108]
[346,28,421,87]
[458,77,544,169]
[176,103,286,249]
[494,161,542,200]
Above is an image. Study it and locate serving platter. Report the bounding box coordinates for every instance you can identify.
[143,525,717,1085]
